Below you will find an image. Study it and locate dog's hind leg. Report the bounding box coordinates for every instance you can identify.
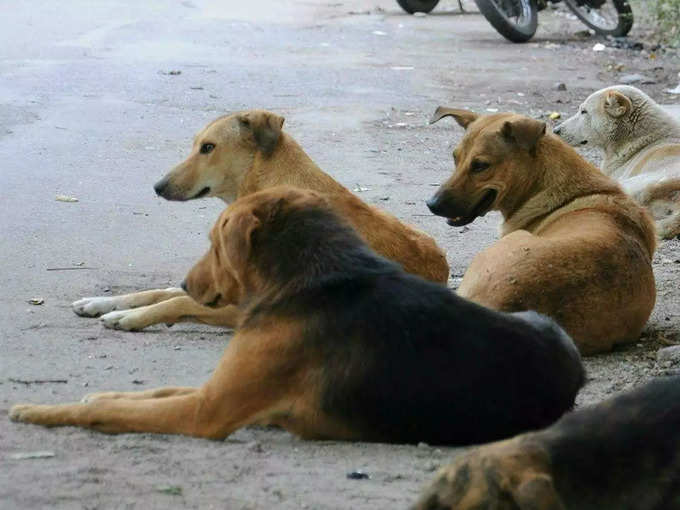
[10,325,313,438]
[99,297,240,331]
[73,287,186,317]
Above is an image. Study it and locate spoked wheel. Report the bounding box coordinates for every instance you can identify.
[563,0,633,37]
[396,0,440,14]
[474,0,538,42]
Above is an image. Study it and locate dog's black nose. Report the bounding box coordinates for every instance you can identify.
[181,280,188,293]
[154,178,168,196]
[426,196,443,216]
[553,125,562,135]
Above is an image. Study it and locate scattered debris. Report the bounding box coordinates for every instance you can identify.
[611,38,643,51]
[592,43,606,52]
[390,66,414,71]
[155,485,183,496]
[132,379,145,385]
[413,11,427,17]
[9,451,55,460]
[347,471,369,480]
[555,83,567,91]
[27,298,44,305]
[353,185,371,192]
[55,195,78,203]
[46,266,97,271]
[573,29,593,38]
[657,345,680,365]
[9,378,67,385]
[189,86,204,90]
[372,30,387,36]
[168,70,181,75]
[549,112,561,120]
[619,74,655,85]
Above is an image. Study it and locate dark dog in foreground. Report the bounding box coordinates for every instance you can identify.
[11,187,583,444]
[415,375,680,509]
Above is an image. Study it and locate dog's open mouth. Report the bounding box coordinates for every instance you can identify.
[204,293,222,308]
[193,187,211,199]
[446,189,498,227]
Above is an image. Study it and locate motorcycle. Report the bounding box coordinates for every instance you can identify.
[396,0,633,43]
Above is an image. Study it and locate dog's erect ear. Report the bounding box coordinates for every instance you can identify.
[604,90,632,118]
[220,211,261,281]
[511,474,566,510]
[238,111,285,156]
[501,118,546,153]
[430,107,479,128]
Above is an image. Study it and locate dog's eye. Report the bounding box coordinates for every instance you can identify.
[200,143,215,154]
[470,160,490,173]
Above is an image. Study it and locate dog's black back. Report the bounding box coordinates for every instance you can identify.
[245,202,585,445]
[544,376,680,510]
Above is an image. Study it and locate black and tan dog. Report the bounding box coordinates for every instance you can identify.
[415,375,680,510]
[11,187,583,444]
[428,108,657,355]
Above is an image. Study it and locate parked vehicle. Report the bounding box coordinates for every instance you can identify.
[396,0,634,43]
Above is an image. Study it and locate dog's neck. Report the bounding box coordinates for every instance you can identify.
[236,133,348,199]
[500,136,620,236]
[601,101,680,177]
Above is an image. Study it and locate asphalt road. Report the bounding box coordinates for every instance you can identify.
[2,1,679,509]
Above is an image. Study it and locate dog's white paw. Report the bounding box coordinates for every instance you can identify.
[100,309,146,331]
[73,297,122,317]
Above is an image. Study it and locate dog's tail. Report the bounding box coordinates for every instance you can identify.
[636,178,680,239]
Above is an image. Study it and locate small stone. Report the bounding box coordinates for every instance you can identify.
[657,345,680,364]
[347,471,369,480]
[417,441,429,448]
[555,83,567,91]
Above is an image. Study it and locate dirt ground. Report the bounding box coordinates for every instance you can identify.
[1,1,679,508]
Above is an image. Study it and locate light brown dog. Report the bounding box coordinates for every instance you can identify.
[11,187,582,443]
[427,108,656,355]
[72,110,449,330]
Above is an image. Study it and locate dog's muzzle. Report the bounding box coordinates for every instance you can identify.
[427,189,498,227]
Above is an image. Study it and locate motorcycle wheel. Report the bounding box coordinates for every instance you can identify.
[563,0,633,37]
[396,0,440,14]
[474,0,538,43]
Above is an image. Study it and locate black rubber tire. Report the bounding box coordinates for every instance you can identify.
[563,0,633,37]
[396,0,440,14]
[474,0,538,43]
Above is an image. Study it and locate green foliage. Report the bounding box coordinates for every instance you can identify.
[652,0,680,45]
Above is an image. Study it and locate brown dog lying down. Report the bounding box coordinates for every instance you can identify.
[414,375,680,510]
[72,110,448,331]
[427,108,656,355]
[11,187,584,444]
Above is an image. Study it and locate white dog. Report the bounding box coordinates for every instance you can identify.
[554,85,680,239]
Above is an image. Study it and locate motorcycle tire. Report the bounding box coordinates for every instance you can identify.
[396,0,440,14]
[474,0,538,43]
[563,0,633,37]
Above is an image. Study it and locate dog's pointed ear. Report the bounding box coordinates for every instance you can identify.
[501,117,546,153]
[604,90,632,118]
[220,211,261,280]
[430,107,479,128]
[511,473,566,510]
[238,110,285,156]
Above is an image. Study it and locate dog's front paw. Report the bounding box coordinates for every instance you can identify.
[10,404,40,423]
[73,297,120,317]
[100,309,145,331]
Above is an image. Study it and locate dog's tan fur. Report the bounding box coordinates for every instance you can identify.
[555,85,680,239]
[429,109,656,355]
[72,110,449,331]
